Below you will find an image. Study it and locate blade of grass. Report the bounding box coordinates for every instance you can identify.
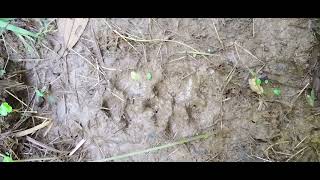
[93,133,211,162]
[15,33,35,54]
[0,20,38,38]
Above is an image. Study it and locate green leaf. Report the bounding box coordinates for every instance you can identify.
[273,88,281,96]
[2,154,13,162]
[146,72,152,80]
[0,20,38,38]
[35,89,45,97]
[131,71,140,81]
[0,18,14,22]
[0,69,6,77]
[264,79,268,84]
[306,89,316,107]
[0,102,12,116]
[255,78,262,86]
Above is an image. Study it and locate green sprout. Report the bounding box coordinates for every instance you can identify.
[131,71,140,81]
[35,86,47,98]
[146,72,152,80]
[273,88,281,96]
[0,19,38,38]
[255,78,262,86]
[0,69,5,78]
[1,153,14,162]
[0,102,12,116]
[306,89,316,107]
[36,89,45,97]
[264,79,269,84]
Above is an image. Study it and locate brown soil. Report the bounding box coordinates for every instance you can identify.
[2,18,320,162]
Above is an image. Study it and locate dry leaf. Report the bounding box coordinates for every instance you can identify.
[249,77,264,95]
[58,18,89,52]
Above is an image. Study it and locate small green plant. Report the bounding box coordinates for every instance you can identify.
[273,88,281,96]
[0,19,38,38]
[0,69,5,78]
[35,87,46,98]
[146,72,152,80]
[306,89,316,107]
[255,78,262,86]
[0,102,12,116]
[131,71,140,81]
[249,76,264,95]
[1,153,14,162]
[35,19,57,40]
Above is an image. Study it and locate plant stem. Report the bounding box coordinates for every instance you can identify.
[93,133,211,162]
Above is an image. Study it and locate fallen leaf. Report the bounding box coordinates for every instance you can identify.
[58,18,89,52]
[249,77,264,95]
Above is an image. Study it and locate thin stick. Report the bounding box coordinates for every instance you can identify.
[177,51,220,56]
[70,49,104,75]
[43,121,53,137]
[234,43,254,75]
[69,139,86,156]
[14,157,57,162]
[291,82,309,105]
[181,71,196,80]
[264,141,290,153]
[10,59,47,62]
[107,89,125,102]
[251,154,273,162]
[70,49,95,68]
[26,136,65,153]
[1,34,11,71]
[168,56,186,63]
[100,66,120,71]
[212,19,224,49]
[286,146,308,162]
[252,18,255,38]
[14,120,51,137]
[105,21,140,55]
[93,133,211,162]
[234,42,264,65]
[4,89,28,108]
[293,136,308,150]
[104,19,209,60]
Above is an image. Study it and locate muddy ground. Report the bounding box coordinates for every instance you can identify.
[2,18,320,162]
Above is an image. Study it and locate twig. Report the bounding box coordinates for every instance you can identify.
[43,121,53,137]
[234,42,265,65]
[14,120,52,137]
[168,56,186,63]
[293,136,309,150]
[234,43,254,75]
[252,18,255,38]
[286,146,308,162]
[4,89,29,108]
[10,59,47,62]
[70,48,105,75]
[291,82,309,105]
[93,133,211,162]
[181,71,196,80]
[211,19,224,49]
[104,19,210,61]
[26,136,65,153]
[69,139,86,156]
[14,157,57,162]
[264,141,290,154]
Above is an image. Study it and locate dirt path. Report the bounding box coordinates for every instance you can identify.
[4,18,320,162]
